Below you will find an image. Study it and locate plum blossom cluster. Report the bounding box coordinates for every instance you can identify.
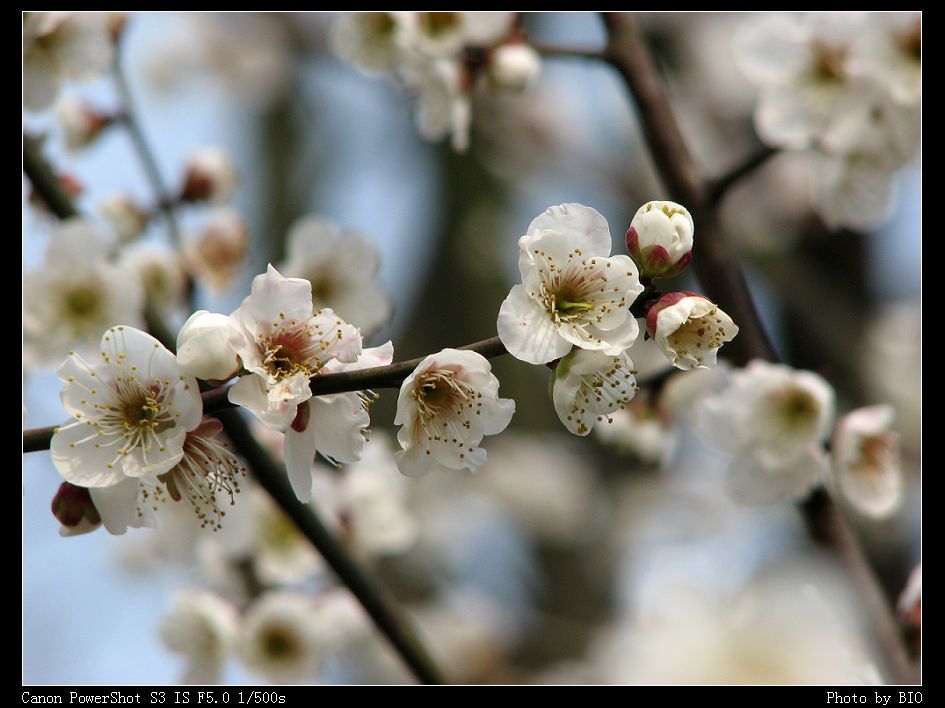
[49,327,244,535]
[734,12,920,230]
[160,586,368,684]
[690,359,907,513]
[497,201,738,437]
[330,12,541,152]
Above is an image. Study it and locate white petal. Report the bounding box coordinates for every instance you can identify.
[525,203,612,258]
[228,374,302,430]
[50,419,127,487]
[90,479,141,535]
[310,393,369,464]
[733,14,810,82]
[497,284,571,365]
[283,402,317,503]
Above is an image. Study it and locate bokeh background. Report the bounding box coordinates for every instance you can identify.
[23,12,920,684]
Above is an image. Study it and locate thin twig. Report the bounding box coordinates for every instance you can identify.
[216,409,448,684]
[22,136,449,686]
[707,144,778,204]
[529,41,605,61]
[24,337,509,451]
[23,140,78,220]
[112,41,183,250]
[600,12,917,684]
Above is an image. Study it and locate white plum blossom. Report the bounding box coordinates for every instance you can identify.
[498,203,644,365]
[645,292,739,371]
[50,325,203,502]
[831,404,903,519]
[849,12,921,106]
[695,360,836,504]
[397,12,514,58]
[180,147,239,203]
[176,311,241,382]
[734,13,869,151]
[734,12,920,231]
[159,418,246,532]
[227,265,361,431]
[278,215,392,336]
[283,342,392,503]
[625,200,694,280]
[485,43,541,93]
[24,218,145,367]
[329,12,408,74]
[551,347,638,436]
[401,54,473,153]
[118,241,188,312]
[23,12,114,112]
[239,592,325,684]
[311,431,419,556]
[394,348,514,477]
[184,207,249,292]
[159,588,239,684]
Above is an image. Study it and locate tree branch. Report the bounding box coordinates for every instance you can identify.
[600,12,917,684]
[707,144,778,205]
[112,40,183,249]
[24,336,509,452]
[23,134,449,686]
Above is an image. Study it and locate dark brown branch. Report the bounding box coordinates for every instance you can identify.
[600,12,917,684]
[22,135,449,686]
[707,144,779,205]
[216,409,448,684]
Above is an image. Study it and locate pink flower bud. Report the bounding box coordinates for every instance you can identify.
[51,481,102,530]
[180,148,238,203]
[646,292,738,370]
[626,201,694,280]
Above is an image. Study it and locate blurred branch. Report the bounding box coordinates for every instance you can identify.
[707,144,778,204]
[112,39,183,250]
[599,12,917,684]
[22,138,449,686]
[530,41,605,61]
[23,139,78,219]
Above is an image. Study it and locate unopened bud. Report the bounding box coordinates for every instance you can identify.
[177,310,241,382]
[180,148,239,203]
[51,482,102,532]
[184,208,249,292]
[626,200,694,280]
[487,43,541,93]
[56,97,114,150]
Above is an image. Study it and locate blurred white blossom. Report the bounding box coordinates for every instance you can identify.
[160,588,239,684]
[831,404,903,519]
[23,12,114,112]
[24,219,145,367]
[279,215,392,336]
[696,360,835,504]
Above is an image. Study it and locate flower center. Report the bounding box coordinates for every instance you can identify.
[810,41,848,83]
[852,433,896,479]
[63,284,103,322]
[366,11,396,37]
[261,335,313,382]
[119,383,176,435]
[261,625,301,659]
[419,12,461,37]
[773,387,820,431]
